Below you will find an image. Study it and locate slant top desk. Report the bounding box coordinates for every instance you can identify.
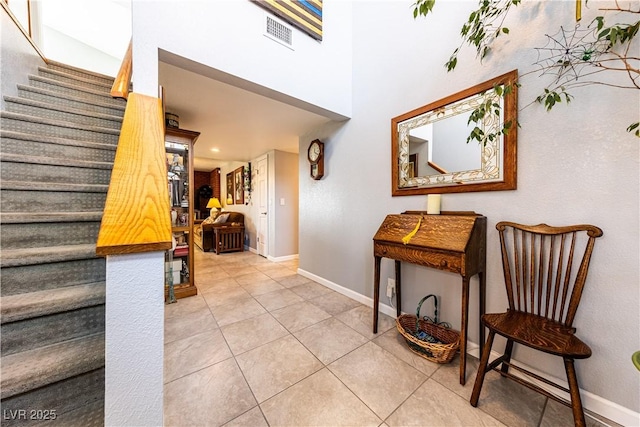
[372,211,487,385]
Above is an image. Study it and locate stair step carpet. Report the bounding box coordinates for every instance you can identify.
[1,336,106,427]
[4,96,123,129]
[0,111,120,145]
[45,59,117,86]
[17,85,125,116]
[28,75,123,107]
[0,60,122,426]
[37,67,115,94]
[0,131,117,162]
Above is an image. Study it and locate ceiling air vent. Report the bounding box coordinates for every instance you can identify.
[265,15,293,49]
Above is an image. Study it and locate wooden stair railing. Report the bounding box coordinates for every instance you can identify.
[110,39,132,100]
[96,93,172,256]
[1,1,46,61]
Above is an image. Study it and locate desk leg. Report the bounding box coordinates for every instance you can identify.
[478,271,486,358]
[460,276,470,385]
[395,260,402,317]
[373,256,381,333]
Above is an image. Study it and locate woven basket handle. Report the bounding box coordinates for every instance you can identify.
[415,294,439,332]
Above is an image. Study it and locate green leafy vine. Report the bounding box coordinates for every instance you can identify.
[466,83,516,146]
[413,0,640,138]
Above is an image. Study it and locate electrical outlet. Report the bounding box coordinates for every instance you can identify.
[386,278,396,298]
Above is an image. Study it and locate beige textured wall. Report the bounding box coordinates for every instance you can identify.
[298,0,639,421]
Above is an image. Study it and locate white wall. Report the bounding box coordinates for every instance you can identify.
[1,5,45,108]
[299,0,639,423]
[34,0,131,77]
[131,0,352,120]
[40,28,122,77]
[105,253,164,426]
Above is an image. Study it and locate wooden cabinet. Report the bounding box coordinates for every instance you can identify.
[165,127,200,300]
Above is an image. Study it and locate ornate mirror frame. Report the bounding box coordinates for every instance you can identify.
[392,70,518,196]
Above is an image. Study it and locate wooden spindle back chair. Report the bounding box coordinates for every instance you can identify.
[470,222,603,427]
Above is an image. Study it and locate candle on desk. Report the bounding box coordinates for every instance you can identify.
[427,194,441,215]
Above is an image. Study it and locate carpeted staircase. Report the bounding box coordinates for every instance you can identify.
[1,60,125,426]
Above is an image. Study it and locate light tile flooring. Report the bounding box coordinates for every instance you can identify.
[164,251,616,427]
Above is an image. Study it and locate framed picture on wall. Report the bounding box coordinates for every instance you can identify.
[234,166,244,205]
[226,172,234,205]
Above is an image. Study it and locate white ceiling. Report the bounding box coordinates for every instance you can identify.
[158,62,332,171]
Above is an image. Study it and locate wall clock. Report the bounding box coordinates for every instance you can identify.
[307,139,325,180]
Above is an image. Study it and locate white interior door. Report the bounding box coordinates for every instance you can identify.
[256,156,268,257]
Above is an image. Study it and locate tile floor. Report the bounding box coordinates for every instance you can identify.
[164,250,617,427]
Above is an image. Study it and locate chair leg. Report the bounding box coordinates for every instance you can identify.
[564,358,587,427]
[500,339,514,375]
[470,330,495,407]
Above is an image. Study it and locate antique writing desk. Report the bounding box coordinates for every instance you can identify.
[372,211,487,385]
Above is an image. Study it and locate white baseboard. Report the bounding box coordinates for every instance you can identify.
[297,268,375,308]
[267,253,299,262]
[245,247,298,263]
[296,267,640,427]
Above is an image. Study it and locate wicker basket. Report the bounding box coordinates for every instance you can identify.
[396,294,460,364]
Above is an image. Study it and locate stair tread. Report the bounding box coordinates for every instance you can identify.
[1,244,99,268]
[1,333,105,399]
[1,129,117,152]
[0,212,103,224]
[4,95,123,123]
[38,67,114,91]
[0,111,120,136]
[0,152,113,169]
[17,84,125,112]
[1,180,109,192]
[28,75,117,101]
[1,282,105,324]
[46,59,116,83]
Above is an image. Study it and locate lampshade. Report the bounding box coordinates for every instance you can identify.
[206,198,222,209]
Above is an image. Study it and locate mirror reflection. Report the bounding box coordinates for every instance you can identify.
[392,70,518,196]
[408,109,481,177]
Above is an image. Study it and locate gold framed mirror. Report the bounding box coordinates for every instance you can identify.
[392,70,518,196]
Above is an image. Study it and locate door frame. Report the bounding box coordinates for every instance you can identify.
[255,154,269,257]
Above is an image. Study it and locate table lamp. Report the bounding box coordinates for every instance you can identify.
[206,197,222,215]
